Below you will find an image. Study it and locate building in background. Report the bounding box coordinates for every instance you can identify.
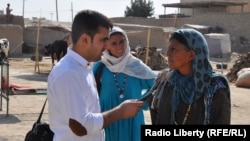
[162,0,250,17]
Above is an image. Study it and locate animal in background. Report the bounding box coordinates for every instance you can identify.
[0,38,9,62]
[44,39,68,66]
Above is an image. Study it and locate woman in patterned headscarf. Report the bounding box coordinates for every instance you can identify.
[150,28,231,125]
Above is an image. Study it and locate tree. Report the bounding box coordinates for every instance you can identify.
[125,0,154,18]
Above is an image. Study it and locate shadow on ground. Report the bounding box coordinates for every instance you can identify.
[0,114,20,124]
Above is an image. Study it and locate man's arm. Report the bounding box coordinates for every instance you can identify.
[69,99,144,136]
[102,99,143,128]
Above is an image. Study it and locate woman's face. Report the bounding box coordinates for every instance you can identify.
[166,39,195,75]
[108,33,126,58]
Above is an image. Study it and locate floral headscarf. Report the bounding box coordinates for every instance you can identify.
[169,28,213,123]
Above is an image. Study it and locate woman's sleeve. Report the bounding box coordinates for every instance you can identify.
[210,88,231,124]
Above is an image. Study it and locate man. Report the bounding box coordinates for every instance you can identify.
[47,10,144,141]
[6,3,13,23]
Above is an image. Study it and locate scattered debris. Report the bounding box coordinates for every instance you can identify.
[134,46,168,70]
[226,52,250,82]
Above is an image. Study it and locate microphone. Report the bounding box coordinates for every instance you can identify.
[138,90,157,102]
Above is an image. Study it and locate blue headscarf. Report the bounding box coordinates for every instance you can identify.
[168,28,213,123]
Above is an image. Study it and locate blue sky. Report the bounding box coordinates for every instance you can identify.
[1,0,179,22]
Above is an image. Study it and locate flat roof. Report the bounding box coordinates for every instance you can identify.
[162,1,248,8]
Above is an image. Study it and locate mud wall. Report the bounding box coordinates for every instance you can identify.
[0,25,23,56]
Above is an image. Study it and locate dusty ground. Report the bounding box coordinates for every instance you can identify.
[0,54,250,141]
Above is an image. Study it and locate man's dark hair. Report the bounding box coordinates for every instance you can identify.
[71,10,113,45]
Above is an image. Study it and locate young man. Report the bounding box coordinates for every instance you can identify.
[47,10,144,141]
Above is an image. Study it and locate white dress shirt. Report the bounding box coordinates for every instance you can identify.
[47,48,104,141]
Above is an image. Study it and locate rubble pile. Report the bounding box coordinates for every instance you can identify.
[134,47,168,70]
[226,52,250,82]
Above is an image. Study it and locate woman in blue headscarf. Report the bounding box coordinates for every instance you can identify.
[93,26,156,141]
[150,28,231,125]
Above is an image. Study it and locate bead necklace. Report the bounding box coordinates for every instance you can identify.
[173,104,192,125]
[113,73,126,99]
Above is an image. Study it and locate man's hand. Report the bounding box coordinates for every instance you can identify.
[102,99,144,128]
[118,99,144,119]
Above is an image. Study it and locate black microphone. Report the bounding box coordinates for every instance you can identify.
[138,90,157,102]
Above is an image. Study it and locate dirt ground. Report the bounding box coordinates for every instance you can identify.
[0,54,250,141]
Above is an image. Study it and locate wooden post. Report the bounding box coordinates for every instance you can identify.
[35,19,41,73]
[145,29,150,65]
[173,14,177,27]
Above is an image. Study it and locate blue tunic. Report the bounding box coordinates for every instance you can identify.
[93,62,155,141]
